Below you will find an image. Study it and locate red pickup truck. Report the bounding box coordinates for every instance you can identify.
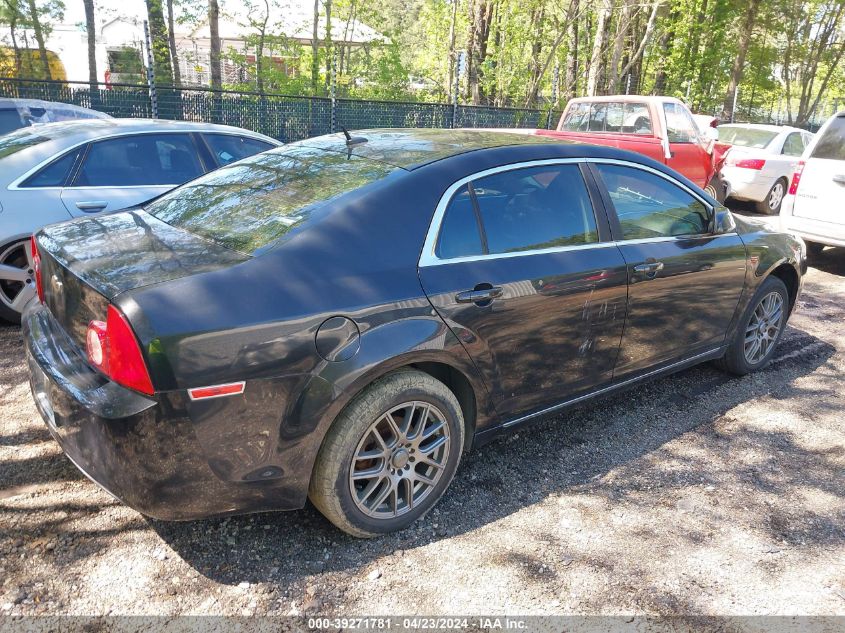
[537,95,727,200]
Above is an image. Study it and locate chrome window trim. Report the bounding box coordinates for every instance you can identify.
[419,157,724,268]
[8,129,274,191]
[419,158,596,268]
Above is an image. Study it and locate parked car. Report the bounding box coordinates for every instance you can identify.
[540,95,728,201]
[0,118,279,322]
[718,123,814,215]
[24,129,805,537]
[780,111,845,255]
[0,97,110,135]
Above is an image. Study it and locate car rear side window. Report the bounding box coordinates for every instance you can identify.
[561,102,651,135]
[436,164,598,259]
[811,116,845,160]
[73,133,203,187]
[596,163,710,239]
[19,148,81,188]
[203,133,275,166]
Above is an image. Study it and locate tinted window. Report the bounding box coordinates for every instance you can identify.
[782,132,804,157]
[811,116,845,160]
[596,164,711,239]
[204,134,274,166]
[74,134,203,187]
[436,186,483,259]
[461,164,597,255]
[20,149,81,188]
[663,102,699,143]
[0,109,23,135]
[146,145,398,254]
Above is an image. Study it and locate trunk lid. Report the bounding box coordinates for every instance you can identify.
[37,210,248,349]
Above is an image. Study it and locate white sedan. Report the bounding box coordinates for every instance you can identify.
[720,124,814,215]
[781,111,845,255]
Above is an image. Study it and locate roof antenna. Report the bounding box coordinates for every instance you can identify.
[341,126,368,147]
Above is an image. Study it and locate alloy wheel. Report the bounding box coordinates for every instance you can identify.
[744,291,784,364]
[0,240,36,314]
[349,401,451,519]
[768,182,785,212]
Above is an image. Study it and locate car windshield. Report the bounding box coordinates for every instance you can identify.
[718,126,778,149]
[0,126,50,159]
[145,145,399,254]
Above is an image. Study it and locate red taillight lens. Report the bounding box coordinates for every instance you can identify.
[30,235,44,304]
[734,158,766,170]
[86,305,154,395]
[788,160,805,195]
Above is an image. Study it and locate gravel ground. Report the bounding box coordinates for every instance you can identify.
[1,218,844,618]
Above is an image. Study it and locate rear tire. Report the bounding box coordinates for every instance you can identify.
[715,276,789,376]
[755,178,788,215]
[309,369,465,538]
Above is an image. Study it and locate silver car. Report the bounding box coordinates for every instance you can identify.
[0,118,280,321]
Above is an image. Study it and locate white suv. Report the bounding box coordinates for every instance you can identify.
[781,111,845,254]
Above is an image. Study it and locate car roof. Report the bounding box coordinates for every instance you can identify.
[294,128,581,170]
[718,123,805,133]
[565,94,684,106]
[0,97,110,116]
[6,117,278,141]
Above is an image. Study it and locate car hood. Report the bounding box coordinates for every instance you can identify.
[38,209,249,299]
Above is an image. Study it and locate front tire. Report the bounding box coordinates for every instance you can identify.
[309,369,465,537]
[756,178,788,215]
[716,276,789,375]
[0,239,37,324]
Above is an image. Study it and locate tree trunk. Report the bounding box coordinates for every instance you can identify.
[311,0,320,89]
[720,0,761,121]
[617,0,660,88]
[208,0,221,89]
[607,0,633,94]
[324,0,332,88]
[27,0,51,79]
[446,0,459,99]
[564,0,579,100]
[144,0,173,85]
[166,0,181,86]
[586,0,611,96]
[255,0,269,92]
[5,0,23,79]
[466,0,494,103]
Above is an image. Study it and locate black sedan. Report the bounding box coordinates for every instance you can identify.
[24,129,806,537]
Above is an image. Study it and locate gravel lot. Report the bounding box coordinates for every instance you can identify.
[1,216,844,618]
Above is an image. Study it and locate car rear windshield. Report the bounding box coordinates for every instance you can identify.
[717,126,778,149]
[561,101,653,135]
[0,126,49,158]
[145,145,399,254]
[811,115,845,160]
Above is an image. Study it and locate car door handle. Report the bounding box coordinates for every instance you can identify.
[455,286,503,304]
[833,174,845,186]
[633,261,664,277]
[75,201,108,212]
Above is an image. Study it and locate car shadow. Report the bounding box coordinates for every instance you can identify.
[143,322,838,589]
[807,247,845,277]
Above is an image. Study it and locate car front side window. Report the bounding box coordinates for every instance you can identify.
[782,132,804,157]
[434,163,599,259]
[595,163,711,239]
[663,103,699,144]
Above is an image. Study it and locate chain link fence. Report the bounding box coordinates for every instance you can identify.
[0,78,560,142]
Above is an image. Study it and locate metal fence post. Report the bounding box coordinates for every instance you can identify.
[143,20,158,118]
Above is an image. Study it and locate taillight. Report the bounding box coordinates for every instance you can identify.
[788,160,805,195]
[86,305,154,395]
[30,235,44,304]
[734,158,766,170]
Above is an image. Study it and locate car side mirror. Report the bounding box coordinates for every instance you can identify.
[713,208,736,234]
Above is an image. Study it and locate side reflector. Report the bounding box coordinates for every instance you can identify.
[30,235,44,304]
[188,382,246,401]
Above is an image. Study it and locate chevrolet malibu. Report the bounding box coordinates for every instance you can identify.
[24,129,806,537]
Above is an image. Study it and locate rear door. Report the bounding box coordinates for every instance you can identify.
[590,161,747,378]
[662,102,711,188]
[418,160,629,419]
[60,133,206,216]
[793,114,845,225]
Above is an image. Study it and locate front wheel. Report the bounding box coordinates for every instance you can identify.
[716,276,789,375]
[0,239,37,324]
[756,178,788,215]
[309,369,465,537]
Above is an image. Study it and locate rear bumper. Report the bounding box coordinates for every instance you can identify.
[23,303,309,520]
[722,167,774,202]
[782,217,845,248]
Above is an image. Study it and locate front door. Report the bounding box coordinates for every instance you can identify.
[419,161,629,419]
[662,101,711,188]
[60,132,206,217]
[590,162,747,378]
